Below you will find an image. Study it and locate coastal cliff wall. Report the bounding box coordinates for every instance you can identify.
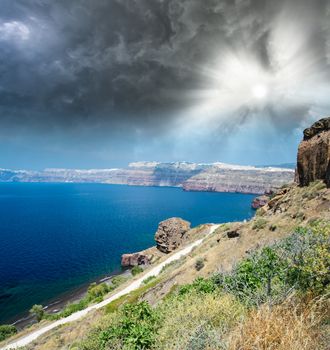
[0,161,294,194]
[297,117,330,187]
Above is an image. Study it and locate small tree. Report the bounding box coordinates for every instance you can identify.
[30,304,44,322]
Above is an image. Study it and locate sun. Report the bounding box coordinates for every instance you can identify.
[252,84,268,99]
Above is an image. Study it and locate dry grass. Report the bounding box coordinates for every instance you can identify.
[155,292,246,350]
[227,295,329,350]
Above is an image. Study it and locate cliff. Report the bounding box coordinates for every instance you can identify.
[297,117,330,187]
[0,161,294,194]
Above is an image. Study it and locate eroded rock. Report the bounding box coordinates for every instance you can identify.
[155,217,191,253]
[251,195,269,209]
[121,252,151,267]
[297,117,330,187]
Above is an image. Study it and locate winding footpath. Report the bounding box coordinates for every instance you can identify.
[1,224,220,350]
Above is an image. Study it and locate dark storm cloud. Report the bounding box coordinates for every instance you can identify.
[0,0,329,133]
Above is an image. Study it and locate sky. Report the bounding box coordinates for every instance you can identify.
[1,0,330,170]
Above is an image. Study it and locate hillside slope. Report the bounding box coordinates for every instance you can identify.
[1,180,327,350]
[0,117,328,350]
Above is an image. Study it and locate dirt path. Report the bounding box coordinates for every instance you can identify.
[1,224,220,350]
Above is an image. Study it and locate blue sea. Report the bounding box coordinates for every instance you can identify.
[0,183,255,323]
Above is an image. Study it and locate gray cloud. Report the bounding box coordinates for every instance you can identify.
[0,0,330,167]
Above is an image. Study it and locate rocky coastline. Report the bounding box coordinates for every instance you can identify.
[0,162,294,195]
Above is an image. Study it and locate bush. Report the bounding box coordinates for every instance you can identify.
[82,302,160,350]
[195,258,205,271]
[131,266,143,276]
[87,282,110,300]
[0,324,17,342]
[111,275,128,288]
[179,277,217,295]
[252,218,268,230]
[282,223,330,294]
[216,222,330,305]
[29,304,44,322]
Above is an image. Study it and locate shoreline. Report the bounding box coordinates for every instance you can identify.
[10,268,132,330]
[1,224,220,350]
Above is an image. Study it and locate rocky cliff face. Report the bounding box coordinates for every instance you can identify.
[0,161,294,194]
[182,164,293,194]
[297,117,330,187]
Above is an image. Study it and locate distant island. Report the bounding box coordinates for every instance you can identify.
[0,161,294,194]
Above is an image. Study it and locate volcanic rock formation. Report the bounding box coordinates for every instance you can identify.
[251,195,270,209]
[297,117,330,187]
[121,252,151,267]
[155,217,191,253]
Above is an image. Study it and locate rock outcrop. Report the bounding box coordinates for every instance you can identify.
[121,252,151,267]
[155,217,191,253]
[251,195,270,209]
[297,117,330,187]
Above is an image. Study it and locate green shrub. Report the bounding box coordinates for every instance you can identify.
[131,266,143,276]
[87,282,110,300]
[29,304,44,322]
[215,222,330,305]
[282,223,330,294]
[179,277,217,295]
[111,275,128,288]
[83,302,159,350]
[0,324,17,342]
[195,258,205,271]
[218,246,287,305]
[252,218,268,230]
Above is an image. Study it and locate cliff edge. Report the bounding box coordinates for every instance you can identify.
[297,117,330,187]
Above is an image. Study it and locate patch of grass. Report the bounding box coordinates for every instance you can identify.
[227,296,329,350]
[252,218,268,230]
[160,256,186,274]
[302,181,326,200]
[155,291,245,350]
[142,275,156,285]
[111,275,129,288]
[255,208,266,217]
[105,277,162,314]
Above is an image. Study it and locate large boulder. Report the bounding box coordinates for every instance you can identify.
[297,117,330,187]
[155,217,191,253]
